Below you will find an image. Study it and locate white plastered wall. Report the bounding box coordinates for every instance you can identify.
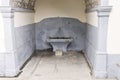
[86,12,98,27]
[34,0,86,23]
[0,1,1,6]
[14,12,34,27]
[107,0,120,54]
[0,13,5,51]
[0,1,5,52]
[0,0,10,6]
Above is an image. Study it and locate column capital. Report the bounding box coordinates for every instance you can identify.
[0,6,14,18]
[0,7,13,13]
[86,6,112,14]
[97,6,112,17]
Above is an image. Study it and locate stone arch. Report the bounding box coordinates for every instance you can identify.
[0,0,112,78]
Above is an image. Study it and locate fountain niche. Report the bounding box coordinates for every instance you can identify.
[36,17,85,56]
[47,27,73,56]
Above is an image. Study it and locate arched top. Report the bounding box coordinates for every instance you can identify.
[10,0,101,11]
[11,0,100,10]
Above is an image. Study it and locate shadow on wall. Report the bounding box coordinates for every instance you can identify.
[35,17,86,51]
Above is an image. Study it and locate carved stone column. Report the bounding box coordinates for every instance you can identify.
[0,0,21,76]
[94,6,112,78]
[85,0,112,78]
[0,6,19,76]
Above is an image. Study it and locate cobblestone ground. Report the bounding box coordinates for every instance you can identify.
[0,51,116,80]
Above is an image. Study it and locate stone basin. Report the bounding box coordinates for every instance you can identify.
[47,37,73,52]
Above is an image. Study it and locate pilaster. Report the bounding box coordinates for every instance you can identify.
[0,6,19,76]
[93,6,112,78]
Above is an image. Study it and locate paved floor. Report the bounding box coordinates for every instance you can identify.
[0,51,116,80]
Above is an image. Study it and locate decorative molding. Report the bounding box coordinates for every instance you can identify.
[0,6,13,13]
[85,0,100,10]
[86,6,112,13]
[86,7,98,13]
[97,6,112,17]
[12,0,36,10]
[0,7,34,14]
[12,8,35,12]
[0,7,14,18]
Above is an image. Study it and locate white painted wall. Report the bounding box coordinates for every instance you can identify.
[34,0,86,23]
[0,0,10,6]
[0,1,1,6]
[14,12,34,27]
[0,13,5,52]
[107,0,120,54]
[86,12,98,27]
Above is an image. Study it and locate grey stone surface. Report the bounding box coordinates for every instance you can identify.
[85,5,112,78]
[47,38,73,52]
[0,6,18,76]
[4,52,19,76]
[84,24,108,78]
[14,24,35,69]
[110,65,120,80]
[0,23,36,77]
[94,53,107,78]
[35,17,86,51]
[85,35,120,79]
[84,23,98,70]
[108,54,120,79]
[0,53,5,76]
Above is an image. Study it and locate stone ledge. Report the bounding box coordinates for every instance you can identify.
[0,6,13,13]
[12,8,35,12]
[0,6,35,13]
[86,6,112,15]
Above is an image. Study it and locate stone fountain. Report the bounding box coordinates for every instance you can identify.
[47,27,73,56]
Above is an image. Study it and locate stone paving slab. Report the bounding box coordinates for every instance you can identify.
[0,51,116,80]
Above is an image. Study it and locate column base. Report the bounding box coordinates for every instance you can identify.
[93,70,107,78]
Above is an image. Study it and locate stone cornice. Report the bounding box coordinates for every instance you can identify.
[86,7,98,13]
[12,8,35,12]
[0,6,35,13]
[97,6,112,17]
[0,6,34,18]
[0,6,13,13]
[0,7,14,18]
[86,6,112,17]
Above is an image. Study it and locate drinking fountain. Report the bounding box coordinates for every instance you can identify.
[47,37,73,56]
